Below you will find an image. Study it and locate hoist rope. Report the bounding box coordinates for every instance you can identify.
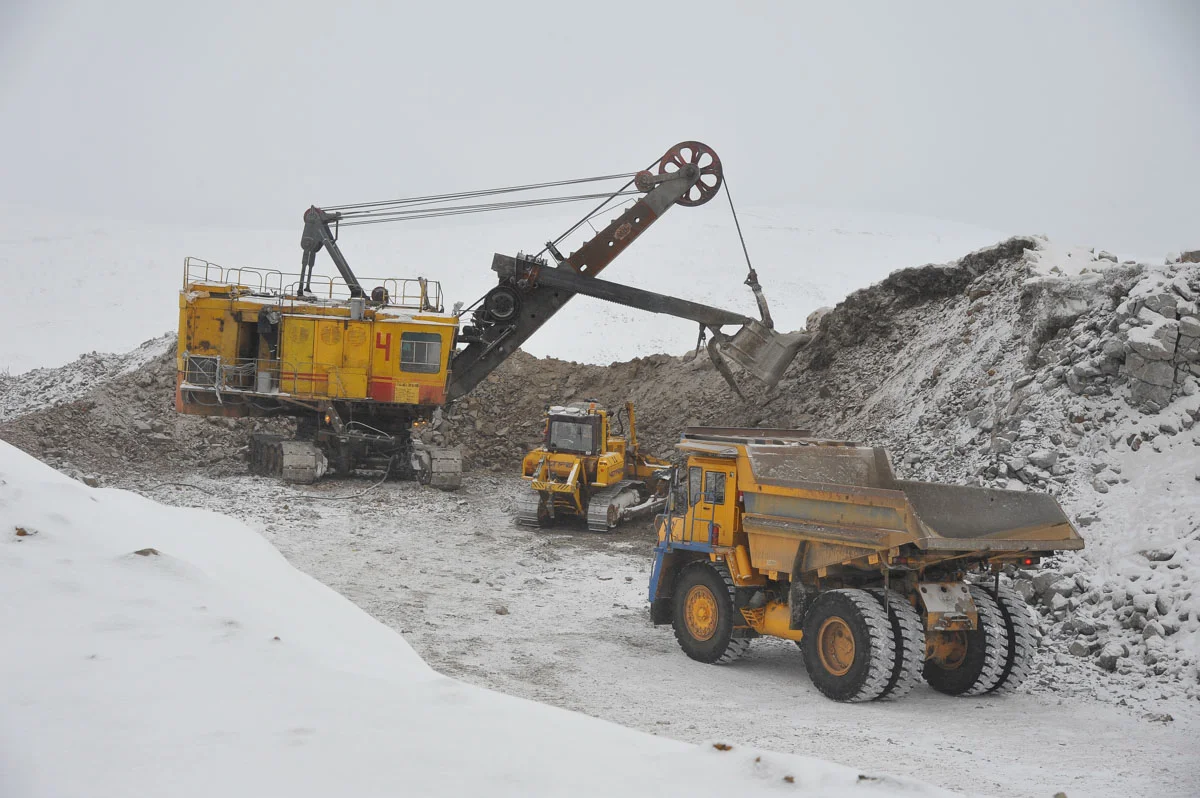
[325,173,637,213]
[338,190,644,226]
[722,175,755,277]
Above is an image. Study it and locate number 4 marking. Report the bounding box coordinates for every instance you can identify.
[375,332,393,361]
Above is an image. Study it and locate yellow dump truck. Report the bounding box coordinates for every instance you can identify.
[648,428,1083,702]
[518,401,670,531]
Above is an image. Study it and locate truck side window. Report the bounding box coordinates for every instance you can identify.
[704,471,726,504]
[688,466,702,506]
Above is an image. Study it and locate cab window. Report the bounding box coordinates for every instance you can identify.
[400,332,442,373]
[548,419,598,454]
[704,471,726,504]
[688,466,702,506]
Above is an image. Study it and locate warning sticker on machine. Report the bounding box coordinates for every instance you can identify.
[394,383,420,404]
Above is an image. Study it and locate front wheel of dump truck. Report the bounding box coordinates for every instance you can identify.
[801,589,893,702]
[923,585,1010,696]
[671,562,750,665]
[986,582,1037,694]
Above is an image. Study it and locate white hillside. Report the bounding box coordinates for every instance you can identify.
[0,441,948,798]
[0,203,1004,373]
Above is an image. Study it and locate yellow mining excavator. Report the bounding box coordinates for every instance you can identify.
[175,142,809,489]
[518,401,670,532]
[648,428,1084,702]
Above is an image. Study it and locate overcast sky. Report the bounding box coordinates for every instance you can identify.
[2,1,1197,253]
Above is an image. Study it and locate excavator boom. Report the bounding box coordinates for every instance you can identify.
[445,152,704,400]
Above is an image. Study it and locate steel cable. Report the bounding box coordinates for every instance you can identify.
[325,173,637,213]
[338,190,643,226]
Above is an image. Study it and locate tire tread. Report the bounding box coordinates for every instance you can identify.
[867,588,925,700]
[987,581,1036,694]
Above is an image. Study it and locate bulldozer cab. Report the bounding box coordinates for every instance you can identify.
[544,404,606,456]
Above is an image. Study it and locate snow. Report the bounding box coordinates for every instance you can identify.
[0,441,949,798]
[95,467,1200,798]
[0,202,1004,373]
[1025,237,1117,277]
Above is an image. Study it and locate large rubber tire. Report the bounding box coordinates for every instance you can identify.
[671,562,750,665]
[801,589,893,703]
[923,584,1010,696]
[867,588,925,701]
[986,582,1037,695]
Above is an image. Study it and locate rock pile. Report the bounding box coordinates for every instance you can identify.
[0,339,289,481]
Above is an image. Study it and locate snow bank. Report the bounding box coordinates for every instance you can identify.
[0,441,948,798]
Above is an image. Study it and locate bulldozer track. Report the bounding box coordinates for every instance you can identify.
[515,491,544,527]
[586,481,640,533]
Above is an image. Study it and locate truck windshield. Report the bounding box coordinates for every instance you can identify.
[548,419,597,454]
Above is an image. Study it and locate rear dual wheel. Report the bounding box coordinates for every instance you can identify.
[867,588,925,701]
[923,584,1010,696]
[984,582,1037,694]
[800,589,893,702]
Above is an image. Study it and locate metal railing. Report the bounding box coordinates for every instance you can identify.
[182,256,444,311]
[182,353,363,400]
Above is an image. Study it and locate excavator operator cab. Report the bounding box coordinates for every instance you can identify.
[545,407,601,455]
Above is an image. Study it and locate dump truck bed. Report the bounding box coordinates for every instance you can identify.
[680,431,1082,576]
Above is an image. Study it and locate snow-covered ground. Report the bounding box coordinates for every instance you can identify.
[0,202,1006,373]
[98,467,1199,798]
[0,441,951,798]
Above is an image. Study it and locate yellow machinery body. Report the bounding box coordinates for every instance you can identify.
[175,258,466,487]
[517,401,671,531]
[176,258,457,414]
[648,427,1084,652]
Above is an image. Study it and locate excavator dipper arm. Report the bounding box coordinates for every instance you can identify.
[446,142,719,400]
[491,254,752,328]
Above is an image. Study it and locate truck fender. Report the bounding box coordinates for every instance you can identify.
[788,544,818,629]
[648,549,703,625]
[788,579,819,630]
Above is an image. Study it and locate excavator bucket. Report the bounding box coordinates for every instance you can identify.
[715,320,810,390]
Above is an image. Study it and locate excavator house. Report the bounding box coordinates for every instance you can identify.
[175,141,808,489]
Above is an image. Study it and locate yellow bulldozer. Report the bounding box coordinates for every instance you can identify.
[648,428,1084,702]
[517,401,671,532]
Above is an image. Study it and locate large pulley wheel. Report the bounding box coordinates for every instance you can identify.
[483,285,521,323]
[657,141,723,207]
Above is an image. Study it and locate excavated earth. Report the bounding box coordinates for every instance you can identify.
[3,236,1200,724]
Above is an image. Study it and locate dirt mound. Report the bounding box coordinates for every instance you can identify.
[0,338,289,481]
